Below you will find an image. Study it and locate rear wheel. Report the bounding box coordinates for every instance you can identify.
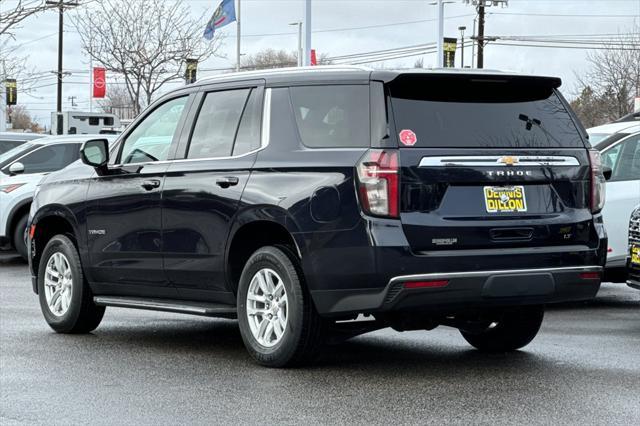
[460,305,544,352]
[37,234,105,333]
[12,213,28,261]
[237,246,324,367]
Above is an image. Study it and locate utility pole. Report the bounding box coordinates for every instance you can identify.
[68,96,77,107]
[46,0,78,134]
[464,0,508,69]
[476,2,485,69]
[303,0,311,66]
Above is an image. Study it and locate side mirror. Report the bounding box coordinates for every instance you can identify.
[603,165,613,181]
[9,162,25,175]
[80,139,109,170]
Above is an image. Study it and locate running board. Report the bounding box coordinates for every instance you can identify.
[93,296,237,318]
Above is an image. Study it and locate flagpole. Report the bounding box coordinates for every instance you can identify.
[236,0,241,72]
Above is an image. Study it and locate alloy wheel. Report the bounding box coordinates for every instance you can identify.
[246,268,289,347]
[44,252,73,317]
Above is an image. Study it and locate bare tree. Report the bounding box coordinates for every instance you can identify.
[73,0,222,115]
[1,0,57,37]
[573,24,640,125]
[7,104,36,130]
[240,48,332,71]
[97,85,137,119]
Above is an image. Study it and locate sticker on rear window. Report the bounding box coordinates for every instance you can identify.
[399,129,417,146]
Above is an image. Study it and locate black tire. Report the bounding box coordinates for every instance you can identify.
[460,305,544,352]
[237,245,324,367]
[37,234,105,333]
[12,213,28,261]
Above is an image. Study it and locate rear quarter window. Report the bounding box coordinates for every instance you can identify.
[290,85,369,148]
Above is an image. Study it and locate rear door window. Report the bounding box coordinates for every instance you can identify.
[187,89,250,159]
[389,76,585,148]
[290,85,369,148]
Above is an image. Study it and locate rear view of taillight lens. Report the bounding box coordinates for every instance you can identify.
[356,149,399,218]
[588,150,606,213]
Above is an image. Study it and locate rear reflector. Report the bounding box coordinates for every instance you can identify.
[579,272,600,280]
[403,280,449,289]
[29,224,36,239]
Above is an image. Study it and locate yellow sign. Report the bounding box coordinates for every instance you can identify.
[5,78,17,106]
[631,245,640,265]
[443,37,457,68]
[484,186,527,213]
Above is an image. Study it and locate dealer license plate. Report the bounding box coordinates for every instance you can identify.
[483,186,527,213]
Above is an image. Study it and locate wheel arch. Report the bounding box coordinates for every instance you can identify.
[31,205,82,288]
[226,207,303,295]
[6,198,32,247]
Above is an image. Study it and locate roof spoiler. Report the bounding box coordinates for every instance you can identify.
[373,70,562,89]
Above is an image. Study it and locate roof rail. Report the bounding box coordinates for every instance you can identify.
[197,65,372,84]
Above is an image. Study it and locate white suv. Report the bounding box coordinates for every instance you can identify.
[592,129,640,278]
[0,135,115,259]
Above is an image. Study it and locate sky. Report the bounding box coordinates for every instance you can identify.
[2,0,640,127]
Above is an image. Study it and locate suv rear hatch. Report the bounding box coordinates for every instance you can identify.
[386,73,596,253]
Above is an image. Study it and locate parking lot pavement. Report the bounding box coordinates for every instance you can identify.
[1,253,639,425]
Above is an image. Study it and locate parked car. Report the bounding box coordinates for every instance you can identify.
[587,122,640,146]
[596,130,640,280]
[0,132,44,155]
[28,67,607,367]
[0,135,115,259]
[628,205,640,290]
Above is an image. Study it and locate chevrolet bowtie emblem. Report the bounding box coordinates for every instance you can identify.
[498,156,519,166]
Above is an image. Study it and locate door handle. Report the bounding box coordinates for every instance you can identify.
[216,176,239,188]
[141,179,161,190]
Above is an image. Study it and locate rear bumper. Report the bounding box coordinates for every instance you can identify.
[312,265,602,316]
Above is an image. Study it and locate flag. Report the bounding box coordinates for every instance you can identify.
[203,0,236,40]
[93,67,106,98]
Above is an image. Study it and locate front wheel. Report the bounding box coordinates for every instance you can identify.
[460,305,544,352]
[37,235,105,333]
[237,246,324,367]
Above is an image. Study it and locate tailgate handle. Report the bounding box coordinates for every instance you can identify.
[490,227,533,242]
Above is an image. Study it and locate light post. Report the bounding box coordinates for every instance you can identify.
[289,22,303,67]
[458,26,466,68]
[430,1,454,68]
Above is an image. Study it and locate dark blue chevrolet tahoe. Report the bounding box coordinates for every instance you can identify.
[28,67,608,367]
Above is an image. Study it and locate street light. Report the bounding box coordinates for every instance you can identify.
[289,22,303,67]
[458,26,467,68]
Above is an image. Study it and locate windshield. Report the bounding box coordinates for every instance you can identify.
[389,76,585,148]
[588,133,610,146]
[0,142,35,166]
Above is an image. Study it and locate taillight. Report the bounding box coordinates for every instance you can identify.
[588,150,606,213]
[356,149,399,218]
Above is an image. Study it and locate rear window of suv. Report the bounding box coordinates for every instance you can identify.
[389,75,585,148]
[290,85,369,148]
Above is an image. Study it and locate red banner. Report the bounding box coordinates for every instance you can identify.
[93,67,106,98]
[310,49,317,66]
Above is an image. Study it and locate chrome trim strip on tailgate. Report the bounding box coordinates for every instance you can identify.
[389,265,602,284]
[419,155,580,167]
